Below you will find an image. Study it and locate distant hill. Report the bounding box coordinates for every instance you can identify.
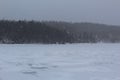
[0,20,120,44]
[44,21,120,43]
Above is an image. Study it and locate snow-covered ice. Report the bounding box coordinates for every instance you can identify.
[0,43,120,80]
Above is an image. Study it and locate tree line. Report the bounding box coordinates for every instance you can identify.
[0,20,120,44]
[0,20,73,44]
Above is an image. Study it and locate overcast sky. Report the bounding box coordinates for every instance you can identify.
[0,0,120,25]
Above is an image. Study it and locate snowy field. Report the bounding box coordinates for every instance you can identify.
[0,43,120,80]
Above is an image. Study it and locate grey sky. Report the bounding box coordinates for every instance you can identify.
[0,0,120,25]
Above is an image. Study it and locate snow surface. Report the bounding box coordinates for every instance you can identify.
[0,43,120,80]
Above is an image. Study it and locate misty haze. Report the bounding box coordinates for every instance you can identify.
[0,0,120,80]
